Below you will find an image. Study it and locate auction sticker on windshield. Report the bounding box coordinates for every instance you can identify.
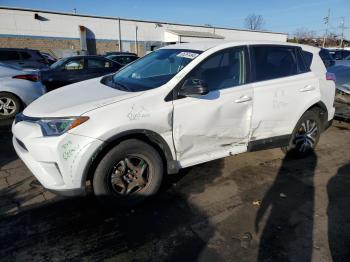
[176,52,199,59]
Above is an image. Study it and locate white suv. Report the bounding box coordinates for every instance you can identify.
[12,41,335,205]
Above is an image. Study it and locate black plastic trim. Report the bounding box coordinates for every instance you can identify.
[248,134,291,152]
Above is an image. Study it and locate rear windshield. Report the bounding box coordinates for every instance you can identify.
[104,49,202,92]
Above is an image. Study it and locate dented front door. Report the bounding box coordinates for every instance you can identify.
[172,83,253,166]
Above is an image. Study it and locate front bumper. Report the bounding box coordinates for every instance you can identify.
[12,121,103,196]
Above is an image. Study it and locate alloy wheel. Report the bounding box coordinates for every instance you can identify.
[109,155,151,196]
[0,97,17,116]
[293,119,319,153]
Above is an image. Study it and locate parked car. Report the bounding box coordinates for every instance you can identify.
[105,53,138,66]
[0,63,46,120]
[12,41,335,206]
[41,55,123,91]
[0,48,49,69]
[328,49,350,67]
[40,52,57,65]
[328,65,350,120]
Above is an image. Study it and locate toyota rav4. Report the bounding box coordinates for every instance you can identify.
[12,41,336,205]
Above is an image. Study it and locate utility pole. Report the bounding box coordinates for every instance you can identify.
[340,17,347,48]
[323,8,330,48]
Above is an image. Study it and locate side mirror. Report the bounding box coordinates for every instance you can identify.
[178,79,209,97]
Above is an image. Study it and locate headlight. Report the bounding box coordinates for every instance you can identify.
[37,116,89,136]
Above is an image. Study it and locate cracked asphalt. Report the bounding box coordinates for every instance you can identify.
[0,120,349,261]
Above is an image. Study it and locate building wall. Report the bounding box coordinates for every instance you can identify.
[0,7,288,56]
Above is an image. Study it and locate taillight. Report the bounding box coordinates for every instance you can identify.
[13,74,40,82]
[326,72,336,82]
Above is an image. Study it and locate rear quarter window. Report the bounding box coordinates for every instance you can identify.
[302,51,313,68]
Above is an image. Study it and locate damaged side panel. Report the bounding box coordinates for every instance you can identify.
[172,85,254,167]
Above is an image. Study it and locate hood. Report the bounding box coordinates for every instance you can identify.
[23,77,143,117]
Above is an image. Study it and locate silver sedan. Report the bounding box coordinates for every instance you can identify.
[0,63,46,120]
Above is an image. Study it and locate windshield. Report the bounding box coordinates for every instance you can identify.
[110,49,202,92]
[50,57,69,69]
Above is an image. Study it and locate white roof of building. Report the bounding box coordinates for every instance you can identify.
[166,29,224,39]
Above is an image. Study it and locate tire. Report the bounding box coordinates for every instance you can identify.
[93,139,164,206]
[0,92,21,120]
[281,109,322,158]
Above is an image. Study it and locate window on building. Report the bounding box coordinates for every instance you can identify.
[252,45,298,81]
[185,47,246,91]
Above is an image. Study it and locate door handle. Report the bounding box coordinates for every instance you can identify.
[299,85,315,92]
[235,95,252,103]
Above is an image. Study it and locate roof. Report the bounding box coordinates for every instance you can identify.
[166,29,224,39]
[160,40,321,52]
[0,47,38,52]
[0,6,287,36]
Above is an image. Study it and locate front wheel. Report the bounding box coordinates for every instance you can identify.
[93,139,164,206]
[282,110,322,158]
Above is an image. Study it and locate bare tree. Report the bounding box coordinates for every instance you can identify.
[293,28,316,40]
[244,14,265,30]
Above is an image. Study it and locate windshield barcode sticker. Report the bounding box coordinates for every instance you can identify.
[176,52,199,59]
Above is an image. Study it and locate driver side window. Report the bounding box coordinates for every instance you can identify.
[185,47,247,92]
[64,58,84,70]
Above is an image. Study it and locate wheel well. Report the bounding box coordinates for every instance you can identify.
[307,102,328,130]
[0,91,25,110]
[85,131,177,184]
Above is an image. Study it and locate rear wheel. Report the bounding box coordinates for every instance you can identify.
[93,139,164,206]
[282,110,321,157]
[0,93,21,120]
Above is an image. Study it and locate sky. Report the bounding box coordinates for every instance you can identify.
[0,0,349,39]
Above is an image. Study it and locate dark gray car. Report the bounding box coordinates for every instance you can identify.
[328,65,350,120]
[0,48,49,69]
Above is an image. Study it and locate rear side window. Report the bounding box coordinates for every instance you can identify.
[113,56,137,65]
[343,51,350,60]
[87,58,112,68]
[19,52,31,60]
[64,58,84,70]
[251,45,298,81]
[0,51,20,61]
